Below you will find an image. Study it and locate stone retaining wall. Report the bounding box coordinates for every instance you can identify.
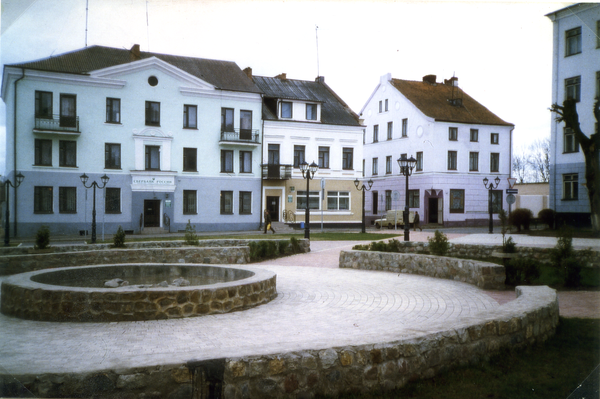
[339,250,506,290]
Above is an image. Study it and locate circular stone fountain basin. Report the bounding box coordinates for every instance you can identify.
[1,264,276,322]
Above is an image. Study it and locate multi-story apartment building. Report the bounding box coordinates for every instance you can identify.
[546,3,600,226]
[1,45,264,237]
[248,71,364,227]
[360,74,514,227]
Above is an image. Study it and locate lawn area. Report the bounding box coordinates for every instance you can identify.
[318,318,600,399]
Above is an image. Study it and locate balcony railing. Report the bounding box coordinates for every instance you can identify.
[261,164,292,180]
[220,129,260,144]
[34,115,80,134]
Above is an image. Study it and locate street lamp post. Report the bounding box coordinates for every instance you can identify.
[354,178,373,233]
[398,155,417,242]
[80,173,110,244]
[3,172,25,247]
[300,161,318,239]
[482,176,501,234]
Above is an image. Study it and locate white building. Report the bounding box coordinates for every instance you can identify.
[546,3,600,227]
[360,74,514,227]
[1,45,264,237]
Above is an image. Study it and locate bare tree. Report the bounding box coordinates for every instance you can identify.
[528,138,550,183]
[512,151,530,183]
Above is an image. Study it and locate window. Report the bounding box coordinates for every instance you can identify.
[447,151,457,170]
[402,119,408,137]
[59,187,76,213]
[35,91,52,118]
[362,159,365,177]
[565,27,582,56]
[564,128,578,153]
[294,145,305,168]
[105,187,121,214]
[491,133,499,144]
[449,127,458,141]
[379,101,382,113]
[342,148,354,170]
[220,191,233,214]
[327,191,350,210]
[268,144,280,164]
[105,143,121,169]
[240,110,252,139]
[408,190,419,208]
[469,152,479,172]
[306,104,317,120]
[281,102,292,118]
[183,148,197,172]
[449,189,464,213]
[385,190,392,211]
[399,153,407,174]
[372,158,378,176]
[35,139,52,166]
[362,129,365,145]
[563,174,578,200]
[598,21,600,48]
[239,151,252,173]
[183,105,197,128]
[416,152,423,171]
[491,190,502,213]
[145,145,160,170]
[106,98,120,123]
[318,146,330,169]
[373,125,379,142]
[387,122,393,140]
[59,94,76,128]
[297,191,320,210]
[372,191,378,214]
[221,108,234,132]
[34,186,53,213]
[239,191,252,214]
[221,150,234,173]
[565,76,581,102]
[385,99,388,112]
[597,71,600,98]
[490,153,500,173]
[145,101,160,126]
[59,140,76,167]
[386,156,392,174]
[183,190,197,214]
[470,129,478,142]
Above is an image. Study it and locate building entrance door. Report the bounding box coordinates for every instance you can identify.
[266,196,279,222]
[144,200,161,227]
[428,197,438,224]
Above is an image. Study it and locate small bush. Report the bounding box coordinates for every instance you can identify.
[290,237,301,253]
[184,220,199,246]
[505,257,541,285]
[538,208,556,229]
[561,257,582,287]
[508,208,534,232]
[550,226,582,287]
[427,230,449,256]
[503,236,517,253]
[278,240,289,255]
[35,225,50,250]
[113,226,126,248]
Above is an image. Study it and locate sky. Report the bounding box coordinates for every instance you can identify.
[0,0,575,175]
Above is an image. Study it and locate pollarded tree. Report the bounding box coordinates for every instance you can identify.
[550,98,600,233]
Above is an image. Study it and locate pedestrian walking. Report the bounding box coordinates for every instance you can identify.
[264,209,276,234]
[413,211,422,231]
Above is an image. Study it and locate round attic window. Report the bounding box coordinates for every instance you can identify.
[148,76,158,86]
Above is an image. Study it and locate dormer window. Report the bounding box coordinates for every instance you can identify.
[281,102,292,118]
[306,104,317,120]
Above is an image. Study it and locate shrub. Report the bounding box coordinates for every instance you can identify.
[508,208,533,232]
[505,258,541,285]
[184,220,199,246]
[503,236,517,253]
[113,226,126,248]
[550,226,582,287]
[290,237,301,253]
[278,240,289,255]
[427,230,449,256]
[35,225,50,250]
[538,208,556,229]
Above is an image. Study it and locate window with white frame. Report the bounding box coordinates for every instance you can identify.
[491,133,499,144]
[565,27,582,56]
[221,150,234,173]
[449,127,458,141]
[281,102,292,118]
[221,108,234,132]
[59,187,76,213]
[563,174,578,200]
[447,151,457,170]
[105,143,121,169]
[449,189,464,213]
[564,128,578,153]
[105,188,121,214]
[183,148,197,172]
[402,119,408,137]
[239,151,252,173]
[408,190,419,208]
[34,186,53,214]
[387,122,393,140]
[342,148,353,170]
[373,125,379,143]
[239,191,252,214]
[565,76,581,102]
[35,91,52,119]
[386,156,392,174]
[183,105,197,129]
[470,129,478,142]
[297,191,320,210]
[385,190,392,211]
[145,101,160,126]
[490,153,500,173]
[491,190,503,213]
[416,152,423,171]
[372,158,378,176]
[327,191,350,210]
[220,191,233,214]
[183,190,197,214]
[294,145,305,168]
[145,145,160,170]
[106,98,120,123]
[469,152,479,172]
[318,146,329,169]
[35,139,52,166]
[59,140,76,167]
[306,104,317,120]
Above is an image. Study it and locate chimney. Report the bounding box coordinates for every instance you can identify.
[275,73,287,80]
[315,76,325,83]
[380,73,392,84]
[444,77,459,86]
[422,75,436,84]
[130,44,141,61]
[243,67,252,79]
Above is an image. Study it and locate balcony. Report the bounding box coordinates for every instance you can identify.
[261,164,292,180]
[34,115,80,135]
[220,129,260,145]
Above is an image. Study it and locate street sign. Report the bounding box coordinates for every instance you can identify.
[506,189,518,194]
[392,191,400,202]
[507,177,517,189]
[506,194,516,205]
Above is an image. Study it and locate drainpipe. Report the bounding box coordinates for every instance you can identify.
[509,126,514,215]
[12,68,25,237]
[259,100,264,229]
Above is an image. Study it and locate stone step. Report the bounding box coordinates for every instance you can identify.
[140,227,169,235]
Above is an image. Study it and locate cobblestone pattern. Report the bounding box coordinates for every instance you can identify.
[339,250,506,290]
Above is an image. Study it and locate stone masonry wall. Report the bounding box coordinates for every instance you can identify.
[339,250,506,290]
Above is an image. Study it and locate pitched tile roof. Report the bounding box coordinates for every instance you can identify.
[8,45,261,94]
[390,78,513,127]
[252,76,361,126]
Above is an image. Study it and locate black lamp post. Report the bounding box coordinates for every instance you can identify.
[354,178,373,233]
[483,176,501,234]
[80,173,110,244]
[4,172,24,247]
[300,161,318,239]
[398,155,417,242]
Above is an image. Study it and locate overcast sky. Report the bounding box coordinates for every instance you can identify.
[0,0,574,175]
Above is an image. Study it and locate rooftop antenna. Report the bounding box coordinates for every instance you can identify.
[85,0,89,47]
[315,25,320,78]
[146,1,150,51]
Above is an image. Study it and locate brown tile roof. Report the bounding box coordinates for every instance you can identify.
[390,78,513,127]
[8,45,261,94]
